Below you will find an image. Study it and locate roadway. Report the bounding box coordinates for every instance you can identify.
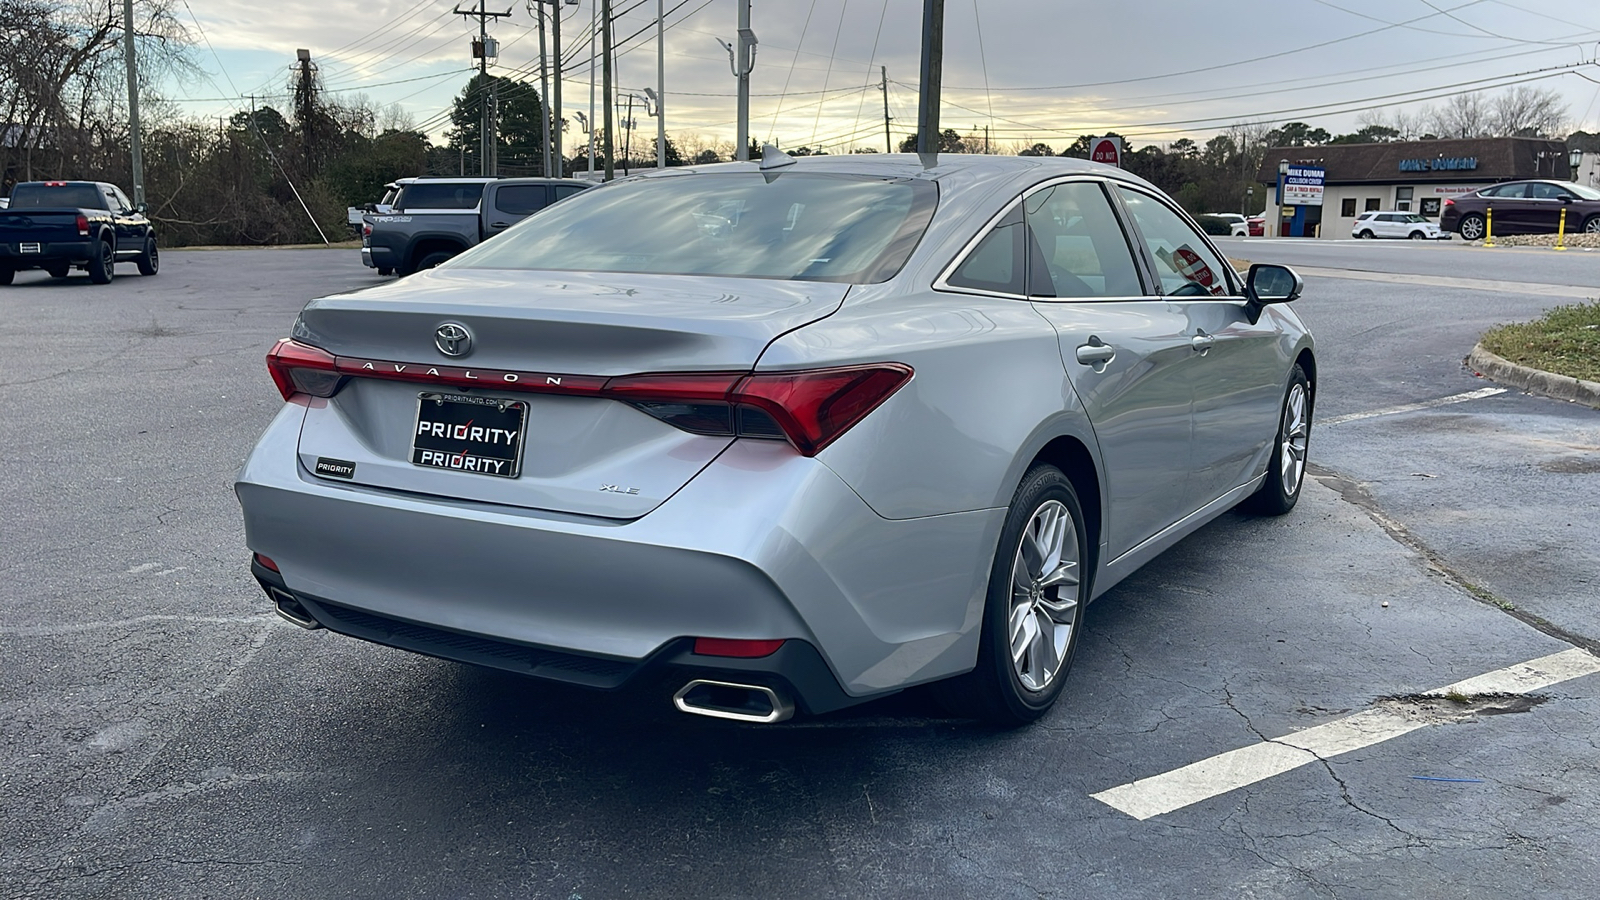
[2,244,1597,899]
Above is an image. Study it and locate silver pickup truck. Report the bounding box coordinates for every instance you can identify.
[361,176,590,277]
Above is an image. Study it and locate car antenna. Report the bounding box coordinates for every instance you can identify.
[758,143,795,180]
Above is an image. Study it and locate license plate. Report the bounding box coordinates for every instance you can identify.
[411,392,526,478]
[20,243,40,254]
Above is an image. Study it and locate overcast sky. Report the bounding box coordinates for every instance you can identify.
[171,0,1600,152]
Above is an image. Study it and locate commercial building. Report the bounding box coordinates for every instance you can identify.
[1256,137,1574,238]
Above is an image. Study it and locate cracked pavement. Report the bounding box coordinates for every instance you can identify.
[2,247,1598,898]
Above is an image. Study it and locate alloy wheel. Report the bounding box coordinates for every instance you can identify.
[1280,382,1309,496]
[1460,216,1484,240]
[1007,499,1081,693]
[1584,217,1600,234]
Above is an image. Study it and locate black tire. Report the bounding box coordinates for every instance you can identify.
[413,250,455,273]
[934,465,1089,726]
[1358,230,1374,239]
[1241,364,1312,516]
[377,267,394,276]
[86,239,114,284]
[136,236,159,276]
[1408,231,1425,240]
[0,267,13,286]
[1458,213,1486,241]
[45,262,71,278]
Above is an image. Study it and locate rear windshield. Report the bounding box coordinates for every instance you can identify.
[9,183,103,209]
[448,172,938,284]
[394,181,486,210]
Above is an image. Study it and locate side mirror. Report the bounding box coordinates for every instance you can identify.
[1560,195,1575,204]
[1244,263,1303,323]
[136,203,147,214]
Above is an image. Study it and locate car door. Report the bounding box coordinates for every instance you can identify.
[1483,182,1532,233]
[1014,179,1197,561]
[1526,182,1570,232]
[99,185,136,251]
[485,183,550,237]
[1112,184,1287,516]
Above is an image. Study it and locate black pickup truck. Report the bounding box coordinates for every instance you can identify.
[0,181,159,285]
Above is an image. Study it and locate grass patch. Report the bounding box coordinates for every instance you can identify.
[1479,300,1600,383]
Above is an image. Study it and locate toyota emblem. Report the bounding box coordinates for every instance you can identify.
[434,322,472,357]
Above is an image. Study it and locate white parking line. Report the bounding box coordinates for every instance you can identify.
[1320,387,1506,426]
[1091,648,1600,821]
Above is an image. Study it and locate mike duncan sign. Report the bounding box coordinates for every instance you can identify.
[1283,165,1325,206]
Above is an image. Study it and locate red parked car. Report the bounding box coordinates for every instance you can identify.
[1246,216,1265,237]
[1439,180,1600,240]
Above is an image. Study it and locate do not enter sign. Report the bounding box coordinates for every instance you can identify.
[1090,136,1122,167]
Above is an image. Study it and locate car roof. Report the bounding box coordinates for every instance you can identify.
[624,153,1162,194]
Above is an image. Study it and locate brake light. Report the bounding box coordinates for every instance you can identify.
[262,339,911,455]
[76,214,88,236]
[1443,198,1455,208]
[610,364,913,455]
[266,338,341,399]
[362,222,372,237]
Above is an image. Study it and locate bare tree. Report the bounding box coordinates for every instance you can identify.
[1427,92,1493,139]
[1489,86,1566,138]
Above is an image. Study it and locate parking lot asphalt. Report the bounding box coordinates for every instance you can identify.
[3,247,1598,899]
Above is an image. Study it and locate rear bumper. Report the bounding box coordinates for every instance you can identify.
[0,240,93,265]
[236,401,1002,712]
[361,245,397,268]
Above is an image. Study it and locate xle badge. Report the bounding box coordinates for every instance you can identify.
[315,457,357,480]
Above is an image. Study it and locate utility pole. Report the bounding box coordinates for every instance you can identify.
[656,0,665,169]
[881,66,892,153]
[602,0,614,180]
[537,4,550,177]
[735,0,755,160]
[552,1,563,175]
[122,0,145,207]
[916,0,944,158]
[623,93,635,176]
[457,1,511,176]
[589,0,597,174]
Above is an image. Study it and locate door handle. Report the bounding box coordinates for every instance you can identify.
[1190,332,1215,354]
[489,221,511,229]
[1075,337,1115,368]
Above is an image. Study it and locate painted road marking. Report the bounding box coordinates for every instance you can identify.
[1291,266,1598,299]
[1091,648,1600,821]
[1320,387,1506,426]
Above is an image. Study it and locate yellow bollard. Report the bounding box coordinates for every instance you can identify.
[1555,207,1568,251]
[1483,206,1495,248]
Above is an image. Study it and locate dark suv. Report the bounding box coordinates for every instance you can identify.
[1440,180,1600,240]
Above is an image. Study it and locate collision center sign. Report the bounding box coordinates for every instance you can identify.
[1090,137,1122,167]
[1283,165,1325,206]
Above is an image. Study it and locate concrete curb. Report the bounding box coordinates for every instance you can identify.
[1467,345,1600,410]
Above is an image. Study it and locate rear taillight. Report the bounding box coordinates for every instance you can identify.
[610,364,913,456]
[263,339,910,456]
[75,214,89,236]
[1443,198,1455,208]
[362,222,372,237]
[266,338,341,400]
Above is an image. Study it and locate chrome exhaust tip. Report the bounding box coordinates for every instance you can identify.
[269,587,321,630]
[673,679,794,723]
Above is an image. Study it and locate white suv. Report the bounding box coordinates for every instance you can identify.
[1201,213,1249,237]
[1353,211,1442,240]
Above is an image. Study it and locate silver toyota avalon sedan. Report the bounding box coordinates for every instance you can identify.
[237,153,1314,726]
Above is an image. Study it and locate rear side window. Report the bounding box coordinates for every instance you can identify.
[554,184,588,200]
[946,207,1025,295]
[1024,181,1142,298]
[494,185,549,215]
[1116,186,1232,297]
[1482,183,1526,198]
[8,183,103,209]
[395,181,486,210]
